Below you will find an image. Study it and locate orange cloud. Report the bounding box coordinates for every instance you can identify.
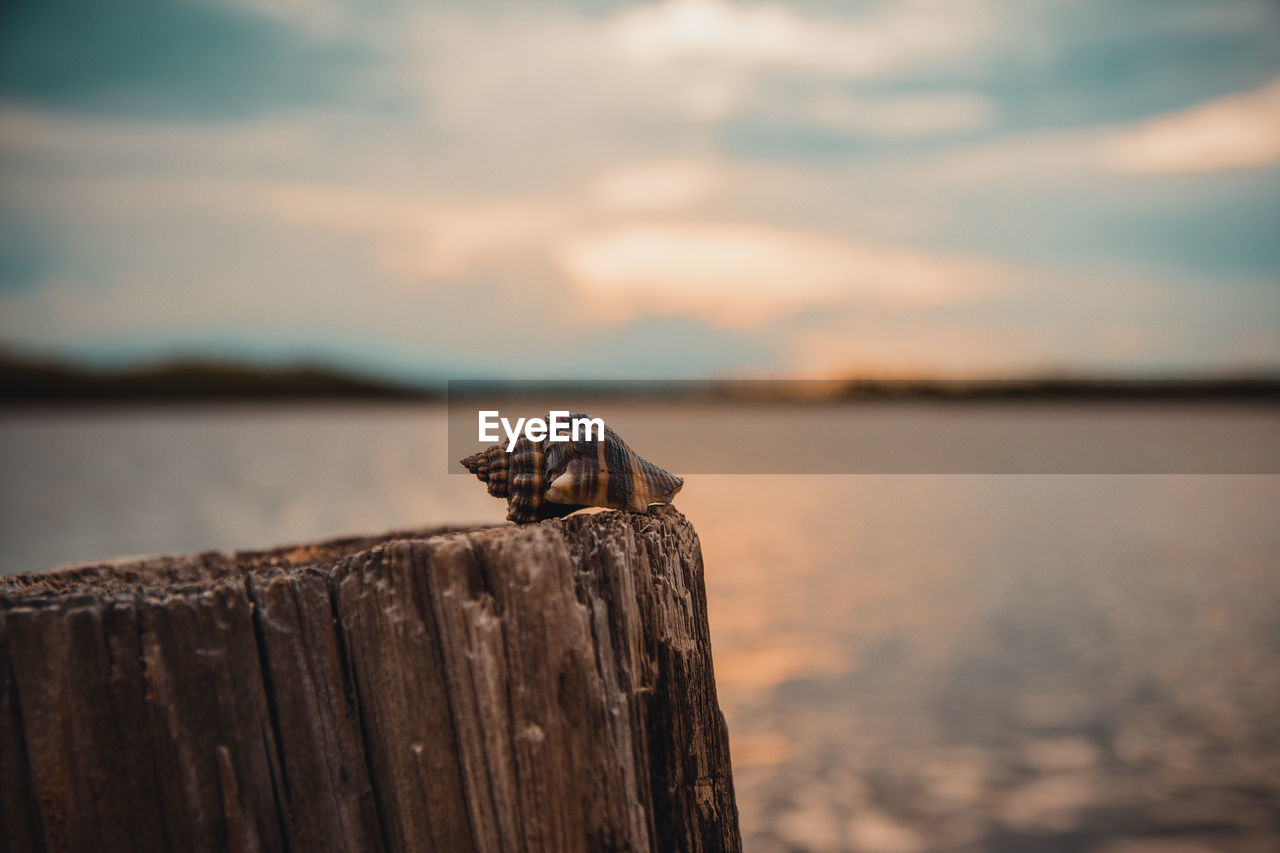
[588,159,720,212]
[1103,76,1280,174]
[554,220,1002,327]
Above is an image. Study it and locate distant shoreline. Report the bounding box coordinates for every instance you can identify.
[0,352,434,404]
[2,352,1278,405]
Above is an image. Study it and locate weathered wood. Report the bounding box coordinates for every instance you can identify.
[0,507,740,852]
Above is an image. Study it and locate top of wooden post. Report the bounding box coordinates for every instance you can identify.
[0,506,742,853]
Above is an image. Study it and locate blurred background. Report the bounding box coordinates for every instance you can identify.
[2,1,1279,850]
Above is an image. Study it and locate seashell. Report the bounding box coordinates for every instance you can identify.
[460,412,684,524]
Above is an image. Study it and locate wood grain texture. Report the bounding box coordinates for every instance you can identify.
[0,507,740,852]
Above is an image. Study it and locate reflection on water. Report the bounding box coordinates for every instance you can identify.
[3,404,1279,851]
[686,475,1280,852]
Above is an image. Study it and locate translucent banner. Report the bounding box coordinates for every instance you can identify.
[447,380,1280,475]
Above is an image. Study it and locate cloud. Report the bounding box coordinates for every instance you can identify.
[247,175,1006,336]
[1102,76,1280,174]
[609,0,992,78]
[0,103,323,170]
[245,182,579,281]
[412,0,1000,160]
[771,264,1280,377]
[897,76,1280,187]
[588,159,720,212]
[553,220,1003,328]
[738,88,997,142]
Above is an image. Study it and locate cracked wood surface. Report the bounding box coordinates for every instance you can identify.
[0,507,740,853]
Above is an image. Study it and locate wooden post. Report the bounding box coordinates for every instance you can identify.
[0,506,740,853]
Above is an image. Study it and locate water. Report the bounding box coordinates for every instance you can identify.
[3,404,1279,851]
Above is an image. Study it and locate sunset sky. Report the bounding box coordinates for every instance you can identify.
[2,0,1278,380]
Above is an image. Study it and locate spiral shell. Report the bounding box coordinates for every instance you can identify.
[460,413,684,524]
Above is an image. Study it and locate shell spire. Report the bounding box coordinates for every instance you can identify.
[460,446,510,497]
[459,412,684,524]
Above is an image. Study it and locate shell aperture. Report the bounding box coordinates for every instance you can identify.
[459,413,684,524]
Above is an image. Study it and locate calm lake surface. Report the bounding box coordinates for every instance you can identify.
[3,403,1279,852]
